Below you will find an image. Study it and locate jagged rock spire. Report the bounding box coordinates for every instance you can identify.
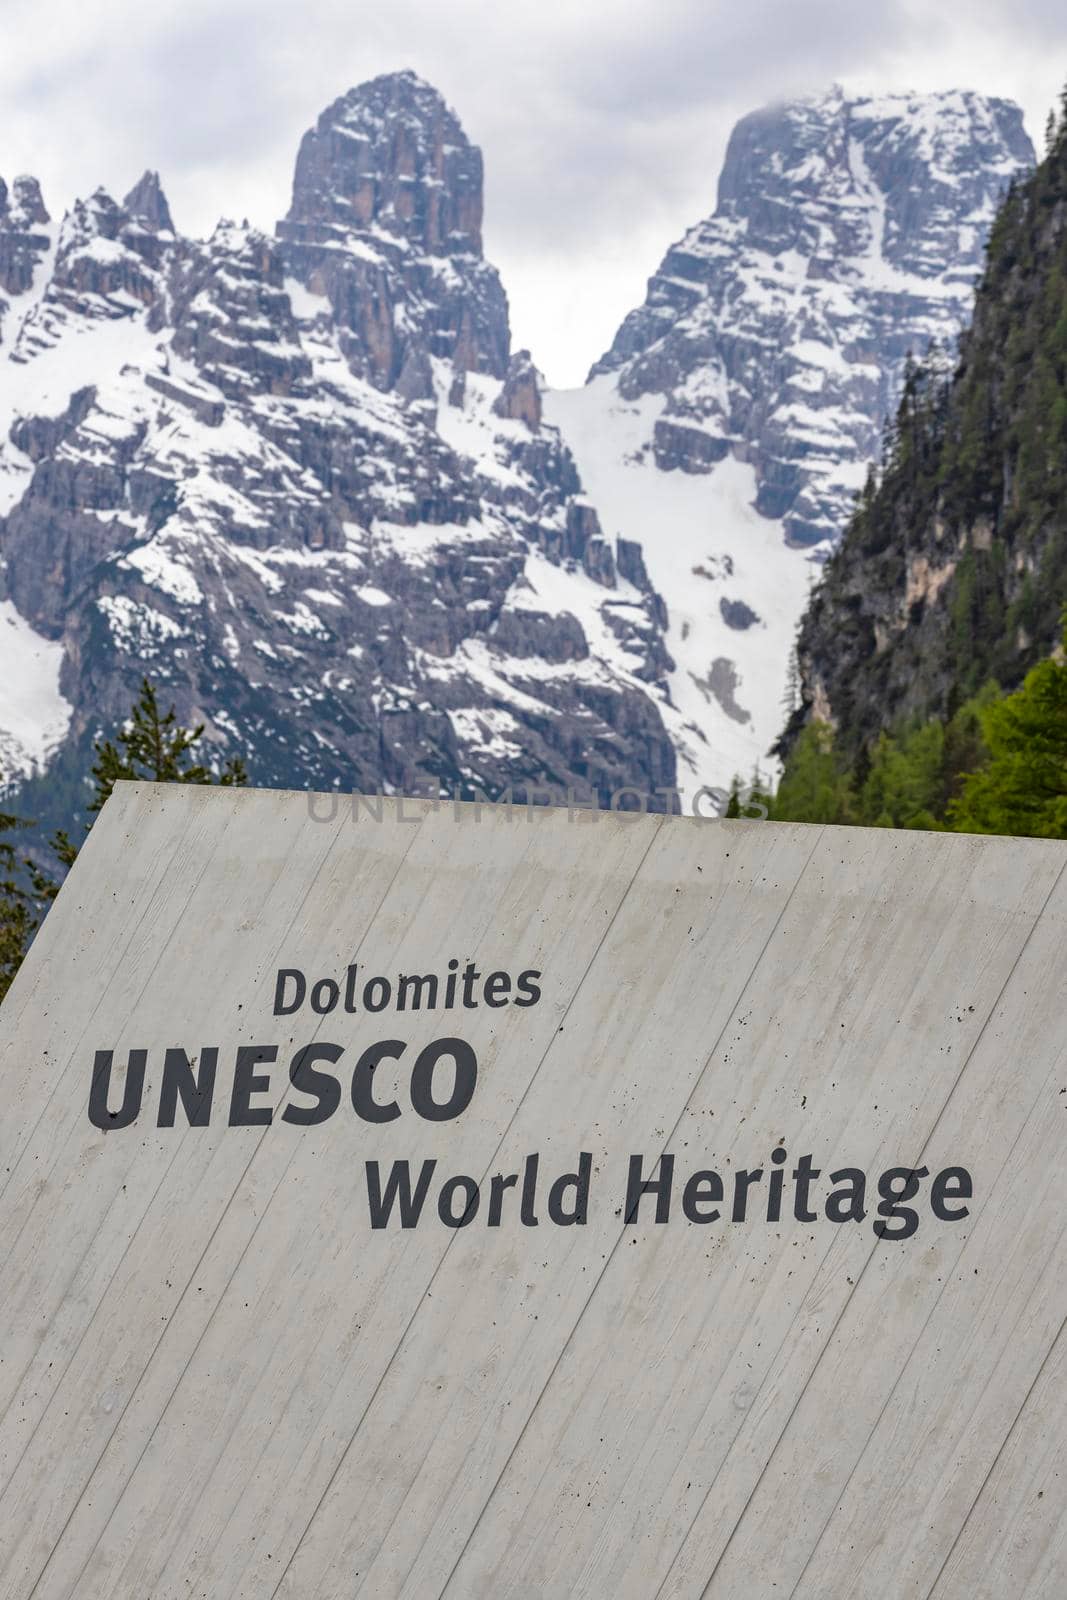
[286,69,484,255]
[123,170,174,234]
[278,69,510,384]
[0,174,49,227]
[0,173,51,301]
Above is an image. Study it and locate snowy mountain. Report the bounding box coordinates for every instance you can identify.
[547,87,1033,796]
[0,72,673,805]
[0,77,1034,812]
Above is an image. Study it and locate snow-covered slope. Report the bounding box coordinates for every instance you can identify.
[0,73,674,804]
[0,599,70,776]
[0,79,1035,809]
[548,87,1033,796]
[548,383,811,792]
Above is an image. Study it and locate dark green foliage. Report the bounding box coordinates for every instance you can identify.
[771,723,854,825]
[0,810,62,1003]
[0,679,248,1006]
[860,722,947,830]
[725,766,773,820]
[783,89,1067,773]
[1,811,38,1004]
[773,659,1067,840]
[949,639,1067,837]
[87,678,247,814]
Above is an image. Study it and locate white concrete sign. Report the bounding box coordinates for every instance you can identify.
[0,783,1064,1598]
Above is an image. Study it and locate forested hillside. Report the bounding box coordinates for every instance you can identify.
[775,89,1067,836]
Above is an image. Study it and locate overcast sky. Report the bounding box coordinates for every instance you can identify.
[4,0,1066,385]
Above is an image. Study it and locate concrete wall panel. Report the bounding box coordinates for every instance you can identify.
[0,785,1062,1600]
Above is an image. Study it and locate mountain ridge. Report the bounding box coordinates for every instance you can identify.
[0,73,1036,816]
[0,71,676,810]
[548,85,1033,795]
[778,97,1067,771]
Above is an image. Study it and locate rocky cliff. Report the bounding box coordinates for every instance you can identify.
[779,105,1067,765]
[0,175,51,331]
[548,88,1033,795]
[0,71,675,808]
[0,77,1038,815]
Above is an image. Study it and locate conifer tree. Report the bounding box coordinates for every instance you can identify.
[0,809,36,1003]
[87,678,247,814]
[859,722,946,830]
[948,627,1067,838]
[0,679,248,1005]
[771,722,854,825]
[745,762,772,820]
[781,643,801,719]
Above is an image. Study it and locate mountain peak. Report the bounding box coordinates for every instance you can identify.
[712,87,1032,260]
[0,174,49,229]
[324,69,457,124]
[782,110,1067,769]
[123,170,174,235]
[593,86,1034,395]
[0,71,673,812]
[553,85,1035,798]
[0,174,51,309]
[286,70,484,255]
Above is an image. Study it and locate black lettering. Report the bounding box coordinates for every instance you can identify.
[438,1175,480,1227]
[483,971,511,1007]
[732,1167,763,1221]
[521,1152,540,1226]
[461,962,481,1008]
[930,1166,972,1222]
[487,1170,518,1225]
[397,972,439,1011]
[351,1039,404,1123]
[792,1154,821,1222]
[273,968,306,1016]
[409,1037,477,1122]
[444,959,459,1008]
[682,1170,723,1222]
[625,1152,673,1223]
[157,1047,218,1127]
[548,1152,592,1225]
[88,1048,146,1131]
[282,1042,343,1125]
[514,969,542,1007]
[767,1145,787,1221]
[363,976,391,1013]
[343,963,359,1013]
[825,1167,867,1224]
[229,1045,276,1126]
[875,1166,929,1241]
[366,1159,436,1228]
[310,977,339,1015]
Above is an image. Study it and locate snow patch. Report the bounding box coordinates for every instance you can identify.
[284,277,328,321]
[0,601,72,779]
[547,377,814,797]
[98,594,184,654]
[357,585,392,608]
[122,541,204,606]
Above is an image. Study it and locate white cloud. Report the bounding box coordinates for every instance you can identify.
[3,0,1064,383]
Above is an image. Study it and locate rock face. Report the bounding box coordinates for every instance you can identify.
[779,116,1067,766]
[278,74,509,387]
[547,87,1033,794]
[0,72,675,807]
[0,79,1038,810]
[590,87,1033,548]
[0,176,51,344]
